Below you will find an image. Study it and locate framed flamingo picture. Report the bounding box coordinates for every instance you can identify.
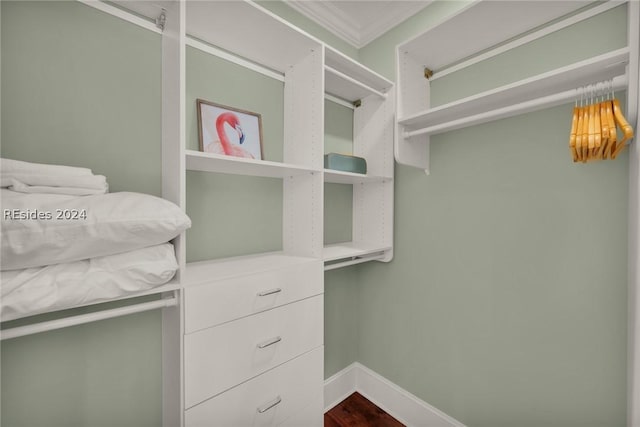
[196,99,264,160]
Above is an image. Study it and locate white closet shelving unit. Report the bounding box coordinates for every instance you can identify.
[394,1,640,426]
[182,2,395,270]
[395,0,639,174]
[94,0,394,425]
[323,46,395,268]
[179,3,326,423]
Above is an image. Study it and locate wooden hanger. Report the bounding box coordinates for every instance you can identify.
[597,82,610,160]
[575,94,585,162]
[605,98,617,159]
[569,79,635,163]
[581,89,591,162]
[611,97,634,158]
[587,88,597,161]
[591,84,604,160]
[569,100,579,162]
[602,81,618,160]
[598,99,609,159]
[592,100,601,160]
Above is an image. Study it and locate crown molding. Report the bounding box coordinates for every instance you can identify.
[287,1,432,49]
[359,2,433,47]
[288,1,362,47]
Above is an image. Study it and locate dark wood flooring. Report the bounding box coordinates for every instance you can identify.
[324,392,405,427]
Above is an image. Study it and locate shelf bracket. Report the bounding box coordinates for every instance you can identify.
[155,9,166,31]
[395,124,431,175]
[424,67,434,80]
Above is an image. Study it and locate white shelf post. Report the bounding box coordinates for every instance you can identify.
[283,46,324,259]
[161,1,185,426]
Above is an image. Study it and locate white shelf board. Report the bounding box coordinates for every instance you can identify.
[399,48,630,133]
[186,150,318,178]
[183,252,319,286]
[186,0,320,74]
[325,46,392,95]
[325,66,386,103]
[323,242,392,262]
[324,169,391,185]
[399,1,588,72]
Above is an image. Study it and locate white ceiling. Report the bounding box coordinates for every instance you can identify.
[286,1,433,49]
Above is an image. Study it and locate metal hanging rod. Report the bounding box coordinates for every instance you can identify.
[404,75,629,139]
[428,0,626,82]
[78,0,162,34]
[1,295,178,341]
[324,253,386,271]
[155,9,166,31]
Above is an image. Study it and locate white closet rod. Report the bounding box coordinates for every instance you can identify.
[187,37,285,82]
[0,296,178,341]
[187,37,360,109]
[405,74,629,138]
[78,0,162,34]
[324,254,386,271]
[326,94,356,110]
[431,0,625,81]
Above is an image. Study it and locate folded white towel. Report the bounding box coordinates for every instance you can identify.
[5,180,106,196]
[1,158,93,176]
[0,158,108,195]
[1,174,108,195]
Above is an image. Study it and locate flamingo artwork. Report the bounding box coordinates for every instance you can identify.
[203,112,255,159]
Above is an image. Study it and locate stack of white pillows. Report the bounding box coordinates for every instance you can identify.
[0,158,191,321]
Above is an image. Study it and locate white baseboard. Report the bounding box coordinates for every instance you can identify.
[324,363,358,412]
[325,363,466,427]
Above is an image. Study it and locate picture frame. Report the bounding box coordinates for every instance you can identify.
[196,99,264,160]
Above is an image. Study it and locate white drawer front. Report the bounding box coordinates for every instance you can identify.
[185,296,323,408]
[184,260,322,333]
[185,347,323,427]
[276,396,324,427]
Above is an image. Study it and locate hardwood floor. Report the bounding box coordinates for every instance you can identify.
[324,392,405,427]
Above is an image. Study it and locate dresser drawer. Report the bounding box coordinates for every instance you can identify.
[185,347,323,427]
[184,296,323,408]
[277,397,324,427]
[184,259,322,333]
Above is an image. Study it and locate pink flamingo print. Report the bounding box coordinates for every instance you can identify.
[204,112,254,158]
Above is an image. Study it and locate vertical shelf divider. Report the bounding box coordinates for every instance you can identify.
[283,46,325,259]
[161,1,186,427]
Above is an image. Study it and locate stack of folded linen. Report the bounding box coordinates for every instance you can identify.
[1,158,108,195]
[0,158,191,321]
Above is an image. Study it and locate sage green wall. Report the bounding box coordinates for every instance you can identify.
[324,267,359,377]
[1,2,162,426]
[356,3,629,426]
[0,1,162,195]
[324,100,354,246]
[325,101,354,155]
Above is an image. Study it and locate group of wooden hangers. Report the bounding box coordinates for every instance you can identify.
[569,79,634,162]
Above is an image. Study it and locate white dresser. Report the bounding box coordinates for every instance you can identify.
[182,254,324,427]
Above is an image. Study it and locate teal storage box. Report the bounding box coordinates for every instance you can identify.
[324,153,367,174]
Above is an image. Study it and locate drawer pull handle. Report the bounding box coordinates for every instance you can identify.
[257,336,282,349]
[257,288,282,297]
[257,396,282,413]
